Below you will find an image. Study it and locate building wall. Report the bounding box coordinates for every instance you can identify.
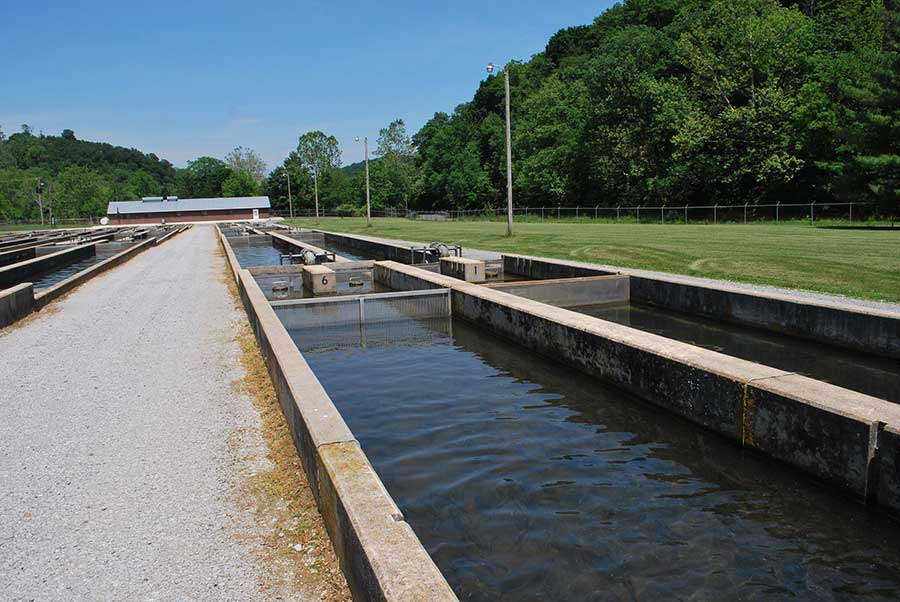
[110,208,269,225]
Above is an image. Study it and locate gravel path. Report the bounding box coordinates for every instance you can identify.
[337,231,900,316]
[0,226,274,601]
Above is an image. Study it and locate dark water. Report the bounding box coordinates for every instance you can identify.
[286,318,900,602]
[578,302,900,403]
[227,236,284,268]
[31,245,127,291]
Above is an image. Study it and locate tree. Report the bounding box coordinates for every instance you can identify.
[177,156,232,198]
[295,131,341,221]
[224,146,267,183]
[221,170,259,197]
[373,119,416,211]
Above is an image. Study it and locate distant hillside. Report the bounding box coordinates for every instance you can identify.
[0,128,177,184]
[0,128,263,221]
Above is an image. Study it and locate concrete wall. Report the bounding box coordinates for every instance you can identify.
[374,260,900,515]
[0,243,96,289]
[484,275,629,307]
[504,253,900,359]
[34,239,156,308]
[0,247,36,268]
[217,227,458,601]
[269,231,351,262]
[320,231,421,263]
[0,283,35,328]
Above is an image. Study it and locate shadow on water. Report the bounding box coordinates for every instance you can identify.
[290,317,900,602]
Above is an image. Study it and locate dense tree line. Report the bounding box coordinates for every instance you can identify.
[265,0,898,218]
[3,0,896,221]
[411,0,899,216]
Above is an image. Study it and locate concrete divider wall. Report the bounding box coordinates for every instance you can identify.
[0,247,36,268]
[374,260,900,514]
[0,283,35,328]
[269,231,350,262]
[503,253,900,359]
[216,227,458,601]
[0,243,96,289]
[321,231,418,263]
[485,275,629,307]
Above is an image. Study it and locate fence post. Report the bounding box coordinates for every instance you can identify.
[714,203,718,224]
[542,207,545,220]
[637,206,641,222]
[661,204,665,224]
[744,202,748,224]
[849,202,853,223]
[525,207,528,220]
[576,207,579,218]
[811,202,815,225]
[616,205,621,220]
[595,205,599,219]
[557,206,560,220]
[684,205,688,224]
[776,202,780,223]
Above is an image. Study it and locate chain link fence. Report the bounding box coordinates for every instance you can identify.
[276,201,888,225]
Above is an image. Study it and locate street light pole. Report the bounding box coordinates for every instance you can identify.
[284,170,293,220]
[313,166,320,225]
[356,136,372,227]
[488,62,514,236]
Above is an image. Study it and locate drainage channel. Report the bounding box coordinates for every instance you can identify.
[274,300,900,602]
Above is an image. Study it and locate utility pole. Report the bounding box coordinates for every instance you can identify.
[313,166,320,225]
[356,136,372,227]
[36,179,44,226]
[284,170,293,220]
[48,181,54,226]
[364,136,371,227]
[487,62,514,236]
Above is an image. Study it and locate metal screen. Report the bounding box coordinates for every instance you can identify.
[272,289,452,353]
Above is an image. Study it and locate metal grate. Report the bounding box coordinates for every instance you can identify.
[273,289,452,353]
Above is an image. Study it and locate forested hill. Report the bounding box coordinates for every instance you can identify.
[413,0,899,214]
[0,128,269,221]
[0,128,179,220]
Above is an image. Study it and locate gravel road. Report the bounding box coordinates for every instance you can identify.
[0,226,275,601]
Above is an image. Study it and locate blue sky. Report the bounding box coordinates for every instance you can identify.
[1,1,612,169]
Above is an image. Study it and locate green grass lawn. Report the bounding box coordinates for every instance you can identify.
[287,217,900,303]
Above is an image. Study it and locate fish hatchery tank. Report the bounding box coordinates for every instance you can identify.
[270,283,900,602]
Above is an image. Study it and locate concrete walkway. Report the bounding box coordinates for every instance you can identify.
[0,227,273,601]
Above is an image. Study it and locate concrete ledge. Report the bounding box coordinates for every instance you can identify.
[877,426,900,512]
[269,231,350,262]
[220,228,457,601]
[0,283,35,328]
[440,256,485,282]
[484,275,629,307]
[374,260,900,509]
[503,253,900,359]
[0,243,95,289]
[320,231,419,263]
[318,441,458,601]
[0,247,36,268]
[34,240,154,308]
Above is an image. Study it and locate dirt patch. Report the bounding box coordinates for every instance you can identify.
[223,246,351,602]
